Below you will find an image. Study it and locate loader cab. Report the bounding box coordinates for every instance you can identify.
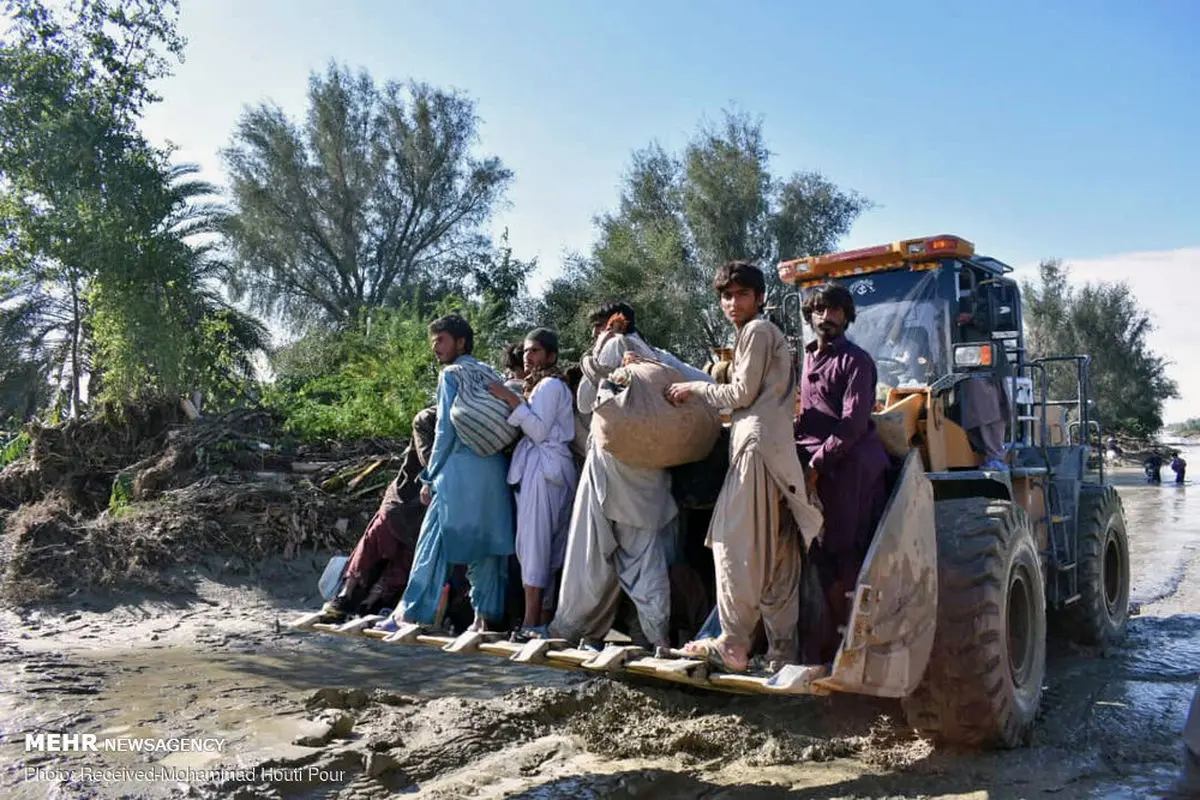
[778,235,1040,476]
[779,238,1027,393]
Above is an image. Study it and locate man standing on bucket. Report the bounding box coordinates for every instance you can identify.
[548,303,679,650]
[392,314,515,633]
[795,282,892,664]
[665,261,824,674]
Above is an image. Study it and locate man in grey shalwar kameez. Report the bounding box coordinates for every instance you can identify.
[666,262,824,673]
[549,305,681,649]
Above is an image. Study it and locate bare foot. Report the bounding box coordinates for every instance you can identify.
[681,637,749,673]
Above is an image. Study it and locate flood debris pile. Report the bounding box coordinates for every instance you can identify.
[0,401,407,603]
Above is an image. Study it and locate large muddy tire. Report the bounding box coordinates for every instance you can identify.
[1065,485,1130,646]
[902,498,1047,748]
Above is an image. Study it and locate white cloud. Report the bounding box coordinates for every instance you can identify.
[1012,247,1200,425]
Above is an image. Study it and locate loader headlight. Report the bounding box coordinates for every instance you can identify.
[953,343,996,370]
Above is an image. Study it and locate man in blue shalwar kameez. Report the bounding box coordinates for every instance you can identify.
[397,314,515,632]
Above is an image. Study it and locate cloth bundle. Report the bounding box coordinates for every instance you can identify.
[444,362,520,457]
[592,358,721,469]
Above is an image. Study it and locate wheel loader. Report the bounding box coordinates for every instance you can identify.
[290,234,1132,750]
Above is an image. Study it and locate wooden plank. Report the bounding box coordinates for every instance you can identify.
[346,458,386,491]
[511,638,570,664]
[583,645,647,672]
[625,656,705,676]
[544,648,597,667]
[336,615,384,633]
[624,657,709,687]
[382,623,424,644]
[443,630,504,654]
[707,673,773,694]
[294,616,844,699]
[415,634,456,647]
[478,641,524,658]
[289,611,327,630]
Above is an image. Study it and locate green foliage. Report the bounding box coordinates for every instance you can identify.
[532,110,871,363]
[0,0,258,418]
[1022,259,1178,437]
[221,61,514,332]
[265,305,440,440]
[0,431,32,469]
[264,292,528,441]
[108,471,134,515]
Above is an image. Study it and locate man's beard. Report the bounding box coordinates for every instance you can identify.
[818,321,842,338]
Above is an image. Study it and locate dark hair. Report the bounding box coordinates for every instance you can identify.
[502,342,524,373]
[801,282,856,327]
[564,364,583,395]
[428,314,474,355]
[587,301,637,335]
[713,260,766,298]
[524,327,560,361]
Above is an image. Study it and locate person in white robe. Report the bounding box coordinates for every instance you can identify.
[488,328,579,635]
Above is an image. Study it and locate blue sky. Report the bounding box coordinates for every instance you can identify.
[132,1,1200,420]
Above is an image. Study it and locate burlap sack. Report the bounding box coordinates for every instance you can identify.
[592,359,721,469]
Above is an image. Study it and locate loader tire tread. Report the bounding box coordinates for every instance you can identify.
[902,498,1047,749]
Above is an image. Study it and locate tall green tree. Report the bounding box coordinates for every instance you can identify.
[0,0,207,414]
[1,1,269,416]
[222,62,513,332]
[1022,259,1178,436]
[534,110,871,362]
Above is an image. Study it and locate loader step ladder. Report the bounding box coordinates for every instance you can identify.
[1043,476,1078,604]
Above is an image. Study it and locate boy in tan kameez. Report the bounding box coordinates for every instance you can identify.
[665,261,824,673]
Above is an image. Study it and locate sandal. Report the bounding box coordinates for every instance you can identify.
[679,638,749,673]
[509,625,549,644]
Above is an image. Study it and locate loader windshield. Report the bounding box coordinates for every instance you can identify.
[836,268,951,395]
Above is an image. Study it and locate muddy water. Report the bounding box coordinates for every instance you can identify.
[2,453,1198,800]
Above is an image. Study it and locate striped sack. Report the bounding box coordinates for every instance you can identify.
[444,361,520,457]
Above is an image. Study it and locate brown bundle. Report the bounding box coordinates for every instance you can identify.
[592,359,721,469]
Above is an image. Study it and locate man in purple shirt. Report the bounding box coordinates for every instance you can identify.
[795,282,893,664]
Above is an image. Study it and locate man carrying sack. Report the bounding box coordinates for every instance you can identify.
[549,304,690,650]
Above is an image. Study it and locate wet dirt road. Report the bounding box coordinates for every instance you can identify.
[2,451,1198,799]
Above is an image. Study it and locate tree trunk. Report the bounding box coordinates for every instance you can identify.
[69,272,82,418]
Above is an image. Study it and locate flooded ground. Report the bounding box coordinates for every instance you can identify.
[2,453,1198,799]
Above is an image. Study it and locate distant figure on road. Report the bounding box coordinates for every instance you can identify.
[1171,452,1187,484]
[1144,453,1163,484]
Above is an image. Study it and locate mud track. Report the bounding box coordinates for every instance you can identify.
[2,463,1198,799]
